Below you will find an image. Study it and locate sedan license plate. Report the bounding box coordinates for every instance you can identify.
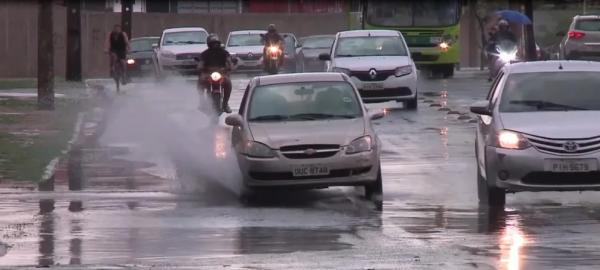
[363,82,384,90]
[544,159,598,172]
[292,165,330,177]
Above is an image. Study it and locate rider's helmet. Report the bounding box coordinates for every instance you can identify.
[267,24,277,34]
[498,19,510,31]
[206,34,221,49]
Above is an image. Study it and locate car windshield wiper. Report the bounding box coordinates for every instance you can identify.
[249,115,289,121]
[289,113,357,120]
[336,54,357,57]
[510,100,588,111]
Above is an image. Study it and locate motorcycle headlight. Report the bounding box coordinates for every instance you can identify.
[161,51,175,59]
[126,59,135,65]
[332,67,351,75]
[346,136,373,154]
[268,46,280,54]
[499,51,517,63]
[242,141,275,158]
[394,65,413,77]
[496,130,530,150]
[210,72,222,81]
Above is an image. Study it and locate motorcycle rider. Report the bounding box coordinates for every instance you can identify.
[487,20,517,81]
[197,34,234,114]
[261,24,284,67]
[104,24,130,84]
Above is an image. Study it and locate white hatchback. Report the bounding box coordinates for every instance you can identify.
[153,27,208,77]
[320,30,418,109]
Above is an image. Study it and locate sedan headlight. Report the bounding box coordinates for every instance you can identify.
[161,51,175,59]
[332,67,351,75]
[394,65,413,77]
[126,59,135,65]
[496,130,530,150]
[242,141,275,158]
[346,136,373,154]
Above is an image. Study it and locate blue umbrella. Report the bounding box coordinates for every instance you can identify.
[495,10,532,25]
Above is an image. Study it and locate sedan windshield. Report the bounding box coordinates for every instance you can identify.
[301,37,335,49]
[227,34,263,47]
[162,31,207,46]
[499,72,600,112]
[335,36,407,57]
[130,38,158,52]
[248,82,362,122]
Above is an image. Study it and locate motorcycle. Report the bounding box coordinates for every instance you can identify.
[488,40,520,80]
[201,68,228,117]
[262,40,283,75]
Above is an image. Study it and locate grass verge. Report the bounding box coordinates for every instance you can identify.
[0,98,84,182]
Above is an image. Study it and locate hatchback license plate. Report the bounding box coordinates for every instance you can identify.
[363,82,384,90]
[292,165,330,177]
[544,159,598,172]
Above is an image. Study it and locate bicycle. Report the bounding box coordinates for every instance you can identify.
[110,53,125,93]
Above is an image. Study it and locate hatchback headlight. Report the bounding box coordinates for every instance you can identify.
[496,130,530,150]
[242,141,275,158]
[346,136,372,154]
[394,65,413,77]
[161,51,175,59]
[332,67,351,75]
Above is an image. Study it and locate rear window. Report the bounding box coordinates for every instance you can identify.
[499,72,600,112]
[575,19,600,31]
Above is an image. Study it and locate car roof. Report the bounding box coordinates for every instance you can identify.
[255,73,347,86]
[229,30,266,35]
[504,60,600,74]
[163,27,207,33]
[337,30,400,38]
[574,15,600,20]
[300,35,335,40]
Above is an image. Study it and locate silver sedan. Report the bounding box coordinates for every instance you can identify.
[471,61,600,206]
[225,73,384,204]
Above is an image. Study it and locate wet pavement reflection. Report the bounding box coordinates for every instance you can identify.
[0,73,600,269]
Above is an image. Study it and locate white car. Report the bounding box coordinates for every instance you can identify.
[153,27,209,77]
[225,73,384,208]
[319,30,418,109]
[471,61,600,206]
[225,30,266,71]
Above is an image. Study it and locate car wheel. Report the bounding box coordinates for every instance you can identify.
[404,94,418,110]
[365,165,383,211]
[442,65,454,78]
[477,163,506,207]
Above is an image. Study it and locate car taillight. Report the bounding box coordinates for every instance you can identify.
[568,31,585,39]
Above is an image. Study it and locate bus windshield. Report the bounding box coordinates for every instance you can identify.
[366,0,460,27]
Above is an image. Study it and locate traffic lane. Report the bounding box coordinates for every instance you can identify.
[1,73,600,269]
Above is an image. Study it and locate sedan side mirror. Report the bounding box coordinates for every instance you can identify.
[225,114,243,127]
[369,110,385,121]
[318,53,331,61]
[152,43,158,49]
[470,101,492,116]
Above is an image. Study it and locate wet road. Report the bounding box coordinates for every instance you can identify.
[2,71,600,269]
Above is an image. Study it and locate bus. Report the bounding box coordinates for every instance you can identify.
[351,0,463,77]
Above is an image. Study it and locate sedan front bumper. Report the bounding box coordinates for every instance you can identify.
[237,149,380,188]
[485,146,600,192]
[350,72,418,103]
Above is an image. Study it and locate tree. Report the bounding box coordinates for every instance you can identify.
[38,0,54,110]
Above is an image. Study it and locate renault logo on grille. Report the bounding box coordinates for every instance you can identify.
[304,148,317,156]
[369,69,377,80]
[248,53,253,58]
[563,141,579,153]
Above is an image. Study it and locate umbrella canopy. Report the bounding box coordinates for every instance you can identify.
[495,10,532,25]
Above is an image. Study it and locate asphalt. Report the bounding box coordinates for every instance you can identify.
[1,71,600,270]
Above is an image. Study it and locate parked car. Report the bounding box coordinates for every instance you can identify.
[225,73,384,207]
[153,27,209,78]
[559,15,600,60]
[470,60,600,206]
[126,36,159,78]
[225,30,266,72]
[296,35,335,72]
[319,30,418,109]
[281,33,298,73]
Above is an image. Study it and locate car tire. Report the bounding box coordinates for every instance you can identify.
[365,166,383,211]
[477,164,506,207]
[404,94,418,110]
[442,64,454,78]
